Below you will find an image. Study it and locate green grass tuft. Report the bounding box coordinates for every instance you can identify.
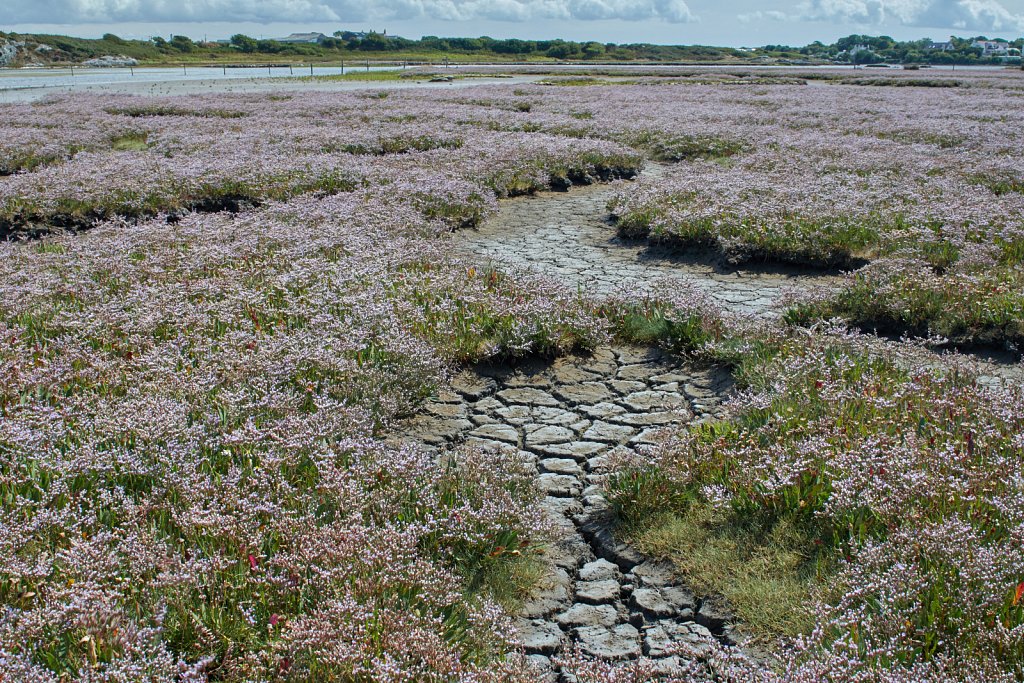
[110,132,151,152]
[624,506,824,641]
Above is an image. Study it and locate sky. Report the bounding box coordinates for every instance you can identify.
[4,0,1024,47]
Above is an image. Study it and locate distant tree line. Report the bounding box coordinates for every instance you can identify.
[760,34,1023,65]
[223,31,744,61]
[162,30,1024,64]
[2,29,1021,65]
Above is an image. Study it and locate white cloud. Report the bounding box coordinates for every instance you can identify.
[788,0,1024,31]
[916,0,1024,30]
[7,0,697,24]
[14,0,344,23]
[737,9,789,23]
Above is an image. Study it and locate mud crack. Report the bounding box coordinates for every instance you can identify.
[402,346,739,677]
[457,164,839,318]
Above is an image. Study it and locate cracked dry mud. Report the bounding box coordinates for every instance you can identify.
[402,347,739,677]
[459,164,841,317]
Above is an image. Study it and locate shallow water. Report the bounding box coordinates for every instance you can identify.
[0,64,398,91]
[0,65,540,102]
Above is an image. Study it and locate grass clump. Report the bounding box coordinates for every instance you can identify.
[873,129,965,148]
[842,77,964,88]
[623,505,822,639]
[598,294,725,353]
[623,130,749,162]
[787,262,1024,350]
[610,191,882,269]
[538,77,623,87]
[305,69,410,82]
[303,69,499,83]
[109,132,151,151]
[0,167,362,238]
[105,104,247,118]
[970,172,1024,196]
[325,134,464,156]
[593,285,783,385]
[0,147,78,176]
[483,149,644,198]
[401,264,609,362]
[466,552,548,611]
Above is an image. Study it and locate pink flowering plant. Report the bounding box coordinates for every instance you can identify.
[606,322,1024,677]
[0,173,598,678]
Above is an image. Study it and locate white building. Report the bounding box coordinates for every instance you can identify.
[278,33,328,44]
[972,40,1012,56]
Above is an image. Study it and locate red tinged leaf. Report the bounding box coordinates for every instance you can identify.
[248,554,258,571]
[1014,582,1024,607]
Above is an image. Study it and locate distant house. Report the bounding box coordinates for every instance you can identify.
[278,32,328,44]
[972,40,1011,56]
[927,39,954,51]
[836,44,867,62]
[841,44,879,62]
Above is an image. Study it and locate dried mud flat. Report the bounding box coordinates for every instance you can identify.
[401,346,740,676]
[458,164,841,317]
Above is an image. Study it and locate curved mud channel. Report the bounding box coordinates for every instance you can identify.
[460,164,839,317]
[400,166,1020,676]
